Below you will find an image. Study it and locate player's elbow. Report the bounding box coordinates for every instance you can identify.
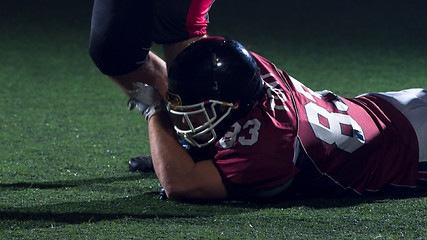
[162,183,194,200]
[164,190,183,201]
[162,182,226,201]
[163,181,213,201]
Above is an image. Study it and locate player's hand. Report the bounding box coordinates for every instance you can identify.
[128,83,165,121]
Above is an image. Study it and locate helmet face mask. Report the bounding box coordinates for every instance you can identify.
[167,98,234,148]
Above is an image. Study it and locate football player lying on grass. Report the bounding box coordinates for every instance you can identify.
[128,36,427,201]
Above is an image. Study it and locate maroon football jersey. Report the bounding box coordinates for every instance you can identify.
[214,53,419,196]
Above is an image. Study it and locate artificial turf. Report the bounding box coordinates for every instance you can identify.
[1,0,426,239]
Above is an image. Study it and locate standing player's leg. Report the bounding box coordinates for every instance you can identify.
[128,0,216,172]
[153,0,216,67]
[107,52,167,96]
[89,0,168,96]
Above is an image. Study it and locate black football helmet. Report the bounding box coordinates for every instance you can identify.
[166,36,264,148]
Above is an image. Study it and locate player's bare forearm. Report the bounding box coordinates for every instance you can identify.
[109,52,168,96]
[148,112,192,190]
[148,112,227,200]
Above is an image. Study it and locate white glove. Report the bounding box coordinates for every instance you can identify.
[128,83,165,121]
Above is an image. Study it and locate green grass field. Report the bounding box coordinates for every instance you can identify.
[1,0,426,239]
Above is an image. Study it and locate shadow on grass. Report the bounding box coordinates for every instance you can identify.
[0,173,156,190]
[0,188,425,230]
[0,192,208,228]
[1,172,426,228]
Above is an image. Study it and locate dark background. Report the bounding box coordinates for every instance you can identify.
[2,0,426,50]
[1,0,426,93]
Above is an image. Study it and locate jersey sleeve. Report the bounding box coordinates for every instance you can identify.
[152,0,215,44]
[213,53,300,192]
[214,107,299,190]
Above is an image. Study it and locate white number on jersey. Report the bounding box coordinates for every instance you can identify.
[291,75,366,153]
[219,119,261,149]
[305,102,365,153]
